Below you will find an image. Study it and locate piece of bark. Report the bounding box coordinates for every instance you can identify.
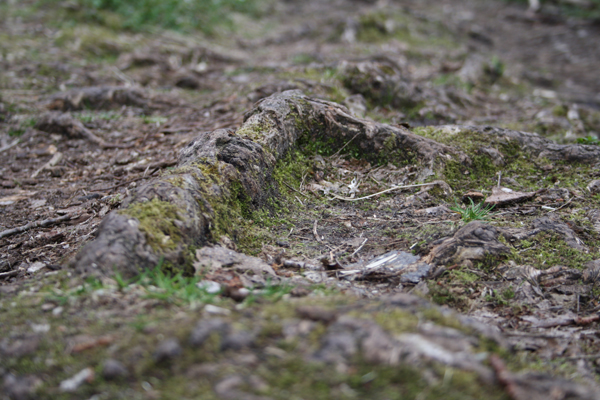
[484,186,544,206]
[532,216,587,251]
[500,216,587,251]
[195,246,279,287]
[423,221,511,266]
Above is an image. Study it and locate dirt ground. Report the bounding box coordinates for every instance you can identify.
[3,0,600,399]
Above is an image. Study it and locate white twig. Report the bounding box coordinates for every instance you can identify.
[313,220,323,243]
[328,181,444,202]
[351,238,368,257]
[0,138,19,154]
[32,152,63,178]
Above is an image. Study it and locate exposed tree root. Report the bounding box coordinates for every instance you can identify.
[68,91,600,278]
[35,112,131,149]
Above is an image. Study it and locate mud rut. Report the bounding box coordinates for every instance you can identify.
[3,0,600,398]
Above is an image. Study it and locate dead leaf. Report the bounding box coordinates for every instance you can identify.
[484,186,544,206]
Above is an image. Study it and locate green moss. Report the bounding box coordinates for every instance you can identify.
[508,231,598,271]
[355,10,459,51]
[412,126,556,192]
[120,197,183,252]
[236,118,276,141]
[370,308,419,334]
[53,25,130,59]
[552,104,568,117]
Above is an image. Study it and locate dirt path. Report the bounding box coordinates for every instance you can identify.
[2,0,600,399]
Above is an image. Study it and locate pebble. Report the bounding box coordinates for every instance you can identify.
[153,338,182,363]
[296,306,337,323]
[221,331,255,351]
[197,280,222,294]
[189,318,230,346]
[102,359,128,380]
[204,304,231,315]
[3,373,41,400]
[26,262,46,274]
[290,286,311,297]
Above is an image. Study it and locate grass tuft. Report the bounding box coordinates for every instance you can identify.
[450,198,495,223]
[42,0,267,34]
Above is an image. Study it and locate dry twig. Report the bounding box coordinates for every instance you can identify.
[328,181,445,202]
[0,138,19,154]
[489,354,520,400]
[313,220,323,243]
[0,270,19,280]
[0,213,78,240]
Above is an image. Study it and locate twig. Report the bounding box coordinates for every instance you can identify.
[0,213,78,239]
[0,270,19,280]
[111,66,136,86]
[331,131,361,157]
[300,172,308,191]
[313,220,323,243]
[532,314,600,328]
[283,181,309,198]
[0,138,19,154]
[283,259,322,271]
[328,181,444,202]
[557,354,600,361]
[32,152,63,178]
[548,196,576,212]
[351,238,368,257]
[489,354,519,400]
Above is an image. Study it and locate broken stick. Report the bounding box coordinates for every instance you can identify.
[0,213,78,240]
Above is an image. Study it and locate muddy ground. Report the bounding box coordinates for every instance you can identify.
[2,0,600,399]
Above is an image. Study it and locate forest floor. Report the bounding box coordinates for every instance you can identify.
[2,0,600,399]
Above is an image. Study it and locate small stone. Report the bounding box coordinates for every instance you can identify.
[153,338,182,363]
[221,331,255,351]
[224,286,249,302]
[175,75,201,90]
[204,304,231,315]
[296,306,337,323]
[3,373,41,400]
[189,318,230,346]
[30,323,50,334]
[290,286,311,297]
[197,280,221,294]
[102,359,128,380]
[0,180,16,188]
[26,262,46,274]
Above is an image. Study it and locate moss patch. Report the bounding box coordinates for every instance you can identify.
[120,197,183,252]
